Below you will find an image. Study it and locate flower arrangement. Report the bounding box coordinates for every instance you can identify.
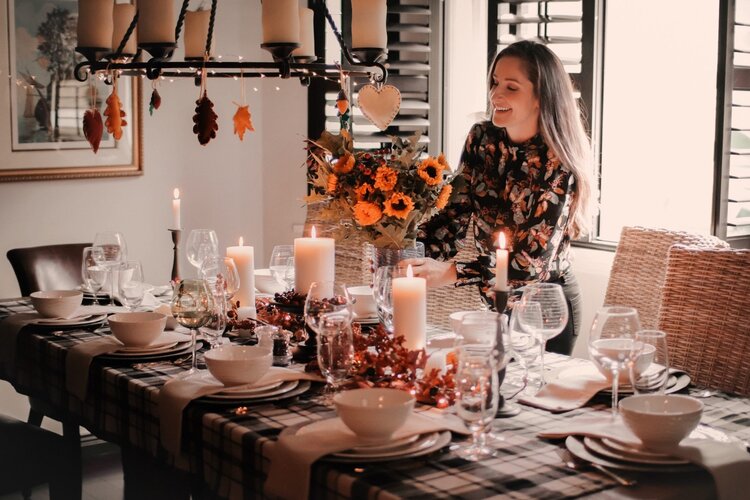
[306,130,453,249]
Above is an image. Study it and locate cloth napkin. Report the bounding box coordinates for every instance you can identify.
[538,415,750,500]
[264,410,469,499]
[519,372,610,412]
[158,367,324,455]
[65,336,123,400]
[0,313,42,377]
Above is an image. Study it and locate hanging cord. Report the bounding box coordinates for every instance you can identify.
[112,10,139,59]
[174,0,191,43]
[205,0,218,56]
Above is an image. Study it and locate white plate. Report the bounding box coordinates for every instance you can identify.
[205,380,300,400]
[334,432,441,459]
[104,341,192,358]
[117,341,180,354]
[327,432,451,463]
[199,380,312,405]
[353,316,380,325]
[220,379,286,394]
[584,437,690,465]
[32,314,108,327]
[566,436,697,473]
[555,364,690,395]
[351,434,420,453]
[115,331,188,352]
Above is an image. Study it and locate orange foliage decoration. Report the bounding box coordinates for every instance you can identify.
[103,77,127,140]
[232,105,254,141]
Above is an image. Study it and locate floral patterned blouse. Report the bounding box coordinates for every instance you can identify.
[418,121,575,304]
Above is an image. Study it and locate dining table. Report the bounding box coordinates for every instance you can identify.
[1,296,749,500]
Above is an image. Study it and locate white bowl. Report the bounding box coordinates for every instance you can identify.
[30,290,83,318]
[347,285,377,318]
[619,394,703,451]
[254,269,286,295]
[595,343,656,384]
[449,310,476,334]
[334,388,415,443]
[108,312,167,347]
[204,345,272,386]
[153,304,179,330]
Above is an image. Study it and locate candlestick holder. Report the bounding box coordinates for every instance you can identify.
[494,288,521,417]
[168,229,181,282]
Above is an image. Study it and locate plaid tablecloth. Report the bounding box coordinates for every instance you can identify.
[1,298,749,499]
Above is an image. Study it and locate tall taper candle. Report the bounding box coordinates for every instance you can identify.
[495,232,509,291]
[77,0,115,49]
[392,265,426,351]
[171,188,181,230]
[294,226,335,294]
[226,237,255,308]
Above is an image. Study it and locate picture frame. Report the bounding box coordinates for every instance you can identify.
[0,0,142,182]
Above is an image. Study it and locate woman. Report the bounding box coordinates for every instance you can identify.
[403,40,593,355]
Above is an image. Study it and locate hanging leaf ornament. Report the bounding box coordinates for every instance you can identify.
[232,104,254,141]
[336,89,349,115]
[103,81,127,140]
[83,109,103,153]
[149,88,161,116]
[193,90,218,145]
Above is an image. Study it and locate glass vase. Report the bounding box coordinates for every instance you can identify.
[366,241,425,273]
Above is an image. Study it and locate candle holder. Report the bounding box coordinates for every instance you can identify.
[139,42,177,60]
[494,288,521,417]
[351,48,388,64]
[168,229,181,282]
[261,42,300,79]
[75,46,110,63]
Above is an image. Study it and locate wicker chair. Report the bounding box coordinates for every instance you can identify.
[657,245,750,396]
[603,227,728,330]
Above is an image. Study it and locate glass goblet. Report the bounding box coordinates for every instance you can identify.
[588,306,642,417]
[630,329,670,395]
[303,281,352,335]
[118,260,146,311]
[269,245,295,291]
[186,229,219,275]
[93,231,127,305]
[81,246,107,304]
[201,290,227,349]
[518,283,568,386]
[454,348,499,461]
[200,256,241,303]
[316,313,354,405]
[508,302,542,393]
[171,279,214,376]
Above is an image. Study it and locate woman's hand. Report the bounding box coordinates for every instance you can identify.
[398,258,457,288]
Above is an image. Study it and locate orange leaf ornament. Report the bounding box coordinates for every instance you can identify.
[83,109,103,153]
[232,104,254,141]
[103,87,127,140]
[193,90,218,146]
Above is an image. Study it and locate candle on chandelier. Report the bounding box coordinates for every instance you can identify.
[138,0,175,44]
[495,232,509,291]
[261,0,300,45]
[184,10,212,59]
[77,0,114,49]
[111,3,137,55]
[351,0,387,49]
[392,265,426,351]
[292,7,315,59]
[293,226,335,295]
[171,188,181,230]
[227,237,255,310]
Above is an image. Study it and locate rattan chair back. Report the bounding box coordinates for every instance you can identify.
[604,226,728,329]
[657,245,750,396]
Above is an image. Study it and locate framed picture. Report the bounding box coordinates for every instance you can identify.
[0,0,142,182]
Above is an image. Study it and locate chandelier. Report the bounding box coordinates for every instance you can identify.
[73,0,388,86]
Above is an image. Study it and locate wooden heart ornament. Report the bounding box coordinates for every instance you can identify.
[357,84,401,130]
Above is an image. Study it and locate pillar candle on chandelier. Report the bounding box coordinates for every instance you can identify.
[111,3,137,55]
[77,0,114,49]
[261,0,301,44]
[351,0,387,49]
[138,0,176,44]
[184,10,212,59]
[292,7,315,59]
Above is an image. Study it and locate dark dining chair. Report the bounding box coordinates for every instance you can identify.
[6,242,92,297]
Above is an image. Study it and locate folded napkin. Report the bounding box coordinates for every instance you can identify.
[0,313,42,377]
[158,367,324,455]
[265,410,469,500]
[519,373,610,412]
[75,304,128,315]
[538,415,750,500]
[66,336,123,400]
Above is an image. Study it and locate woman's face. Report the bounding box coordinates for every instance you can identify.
[489,56,540,143]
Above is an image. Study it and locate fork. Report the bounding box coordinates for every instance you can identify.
[132,355,192,371]
[557,449,637,487]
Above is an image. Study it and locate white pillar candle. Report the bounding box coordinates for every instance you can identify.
[77,0,114,49]
[351,0,387,49]
[137,0,175,44]
[495,232,509,291]
[184,10,212,59]
[261,0,300,44]
[227,237,256,309]
[392,265,426,351]
[294,226,335,295]
[112,3,137,55]
[171,188,181,230]
[292,8,315,58]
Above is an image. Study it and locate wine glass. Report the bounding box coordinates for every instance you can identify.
[316,313,354,404]
[201,288,227,349]
[588,306,642,417]
[186,229,219,275]
[118,260,146,311]
[269,245,295,291]
[93,231,127,305]
[517,283,568,386]
[171,279,214,376]
[630,330,670,395]
[81,246,107,304]
[303,281,353,335]
[507,302,542,392]
[200,256,241,302]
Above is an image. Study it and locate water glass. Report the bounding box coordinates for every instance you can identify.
[317,313,354,404]
[81,246,107,302]
[118,260,146,311]
[200,256,241,302]
[454,349,499,460]
[202,291,227,349]
[171,279,214,375]
[186,229,219,275]
[269,245,295,291]
[93,231,127,305]
[304,282,352,335]
[508,302,542,391]
[631,330,670,395]
[373,266,408,332]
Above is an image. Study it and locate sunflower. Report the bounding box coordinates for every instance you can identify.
[332,153,355,174]
[383,192,415,220]
[355,182,375,200]
[374,166,398,191]
[435,184,453,209]
[353,201,383,226]
[327,174,338,193]
[417,157,444,186]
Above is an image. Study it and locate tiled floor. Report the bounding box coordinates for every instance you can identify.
[0,437,124,500]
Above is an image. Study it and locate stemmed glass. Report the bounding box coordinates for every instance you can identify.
[93,232,127,305]
[517,283,568,386]
[81,246,107,304]
[454,348,500,460]
[200,256,241,304]
[316,313,354,404]
[201,286,227,350]
[588,306,642,417]
[186,229,219,276]
[303,281,353,335]
[630,330,670,395]
[269,245,295,291]
[118,260,146,311]
[508,302,542,392]
[171,279,214,376]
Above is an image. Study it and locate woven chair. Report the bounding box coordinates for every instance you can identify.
[657,245,750,396]
[603,227,728,330]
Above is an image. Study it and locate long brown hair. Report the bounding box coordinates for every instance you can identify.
[489,41,593,238]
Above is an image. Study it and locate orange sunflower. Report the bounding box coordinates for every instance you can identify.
[327,174,338,193]
[374,166,398,191]
[355,182,375,200]
[436,184,453,209]
[332,153,355,174]
[353,201,383,226]
[417,157,444,186]
[383,192,415,220]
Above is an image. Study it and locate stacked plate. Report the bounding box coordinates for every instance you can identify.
[555,364,691,395]
[32,313,108,328]
[565,435,699,473]
[199,371,312,404]
[353,315,380,326]
[99,331,193,361]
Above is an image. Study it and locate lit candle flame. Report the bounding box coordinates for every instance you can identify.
[311,226,317,238]
[238,236,244,246]
[173,188,180,199]
[407,264,414,278]
[497,232,506,250]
